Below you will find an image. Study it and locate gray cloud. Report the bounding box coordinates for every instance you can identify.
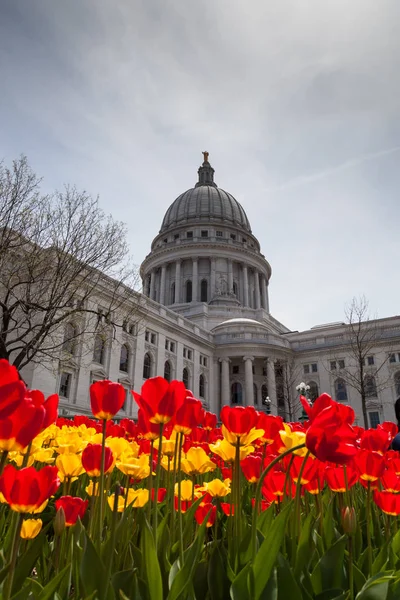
[0,0,399,330]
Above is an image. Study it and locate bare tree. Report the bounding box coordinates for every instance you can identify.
[329,296,392,428]
[0,156,142,371]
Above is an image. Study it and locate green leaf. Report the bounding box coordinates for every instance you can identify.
[391,530,400,559]
[295,512,315,578]
[311,535,347,594]
[258,567,277,600]
[257,504,275,538]
[192,560,209,600]
[372,543,388,576]
[230,563,252,600]
[11,526,51,595]
[252,501,292,600]
[208,544,231,600]
[322,499,335,549]
[276,554,302,600]
[315,590,346,600]
[140,516,163,600]
[111,570,137,598]
[37,564,71,600]
[167,517,207,600]
[80,531,114,600]
[355,572,395,600]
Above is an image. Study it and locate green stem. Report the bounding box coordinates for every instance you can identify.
[294,451,311,541]
[98,419,107,546]
[348,535,354,600]
[152,423,164,547]
[177,432,184,566]
[233,438,241,555]
[21,442,32,468]
[104,484,120,598]
[147,440,154,520]
[3,512,23,600]
[366,481,373,575]
[250,443,305,562]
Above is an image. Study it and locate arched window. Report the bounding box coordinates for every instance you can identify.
[335,378,348,402]
[186,280,192,303]
[182,367,189,388]
[63,323,77,355]
[308,381,319,402]
[395,372,400,397]
[253,383,258,406]
[199,374,205,398]
[164,360,172,382]
[233,281,238,297]
[231,382,243,405]
[143,353,152,379]
[119,344,129,372]
[200,279,208,302]
[365,375,377,397]
[93,335,106,365]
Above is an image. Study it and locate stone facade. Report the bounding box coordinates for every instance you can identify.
[20,155,400,427]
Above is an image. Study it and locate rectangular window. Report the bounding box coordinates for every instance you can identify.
[369,411,380,429]
[330,361,336,371]
[170,342,175,353]
[201,230,208,238]
[165,340,169,350]
[187,350,192,361]
[389,353,396,363]
[174,234,179,240]
[338,359,345,369]
[367,356,374,366]
[183,348,187,358]
[163,238,168,243]
[242,237,247,243]
[129,324,135,335]
[232,365,239,374]
[203,357,207,367]
[262,367,267,377]
[230,233,236,240]
[216,231,223,237]
[186,231,193,239]
[145,331,150,342]
[311,363,318,373]
[252,366,255,375]
[151,333,156,345]
[303,365,310,374]
[59,372,71,398]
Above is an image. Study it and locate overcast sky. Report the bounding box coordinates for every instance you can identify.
[1,0,400,331]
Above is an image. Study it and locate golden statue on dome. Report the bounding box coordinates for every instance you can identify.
[202,151,209,163]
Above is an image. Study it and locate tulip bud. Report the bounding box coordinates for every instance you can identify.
[342,506,357,535]
[54,506,66,535]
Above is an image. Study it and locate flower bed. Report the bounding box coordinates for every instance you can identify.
[0,359,399,599]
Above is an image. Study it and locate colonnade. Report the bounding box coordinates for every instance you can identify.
[144,258,269,310]
[219,356,278,410]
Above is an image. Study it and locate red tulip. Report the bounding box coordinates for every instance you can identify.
[203,412,217,431]
[137,409,160,441]
[304,470,325,495]
[290,455,319,485]
[305,399,358,464]
[0,360,26,419]
[55,496,88,526]
[0,396,45,452]
[381,469,400,493]
[360,429,390,455]
[195,503,216,527]
[174,397,205,435]
[27,390,59,430]
[241,455,263,483]
[132,378,186,424]
[385,451,400,475]
[325,465,358,492]
[300,394,334,422]
[354,449,385,482]
[151,488,167,503]
[221,406,257,435]
[374,490,400,516]
[82,443,114,477]
[378,422,398,443]
[90,380,126,421]
[257,413,284,445]
[0,464,59,513]
[173,497,192,513]
[220,502,235,516]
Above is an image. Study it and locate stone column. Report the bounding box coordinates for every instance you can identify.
[243,265,249,307]
[210,258,216,299]
[267,358,277,415]
[192,259,198,303]
[159,265,166,305]
[220,358,230,406]
[254,271,261,309]
[227,259,233,293]
[261,276,268,311]
[149,269,155,300]
[212,358,220,414]
[174,261,181,304]
[243,356,254,406]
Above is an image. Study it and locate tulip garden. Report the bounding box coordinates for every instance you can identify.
[1,360,400,599]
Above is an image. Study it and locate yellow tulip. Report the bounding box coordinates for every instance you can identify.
[279,424,308,457]
[154,436,176,458]
[181,447,216,476]
[116,453,150,479]
[174,480,194,501]
[209,439,254,463]
[33,448,55,464]
[8,451,35,467]
[201,478,231,498]
[129,489,149,508]
[106,437,132,459]
[221,424,264,447]
[54,432,86,454]
[20,519,42,539]
[160,456,176,472]
[86,481,100,496]
[56,453,85,481]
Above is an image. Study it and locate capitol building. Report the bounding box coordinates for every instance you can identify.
[24,154,400,426]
